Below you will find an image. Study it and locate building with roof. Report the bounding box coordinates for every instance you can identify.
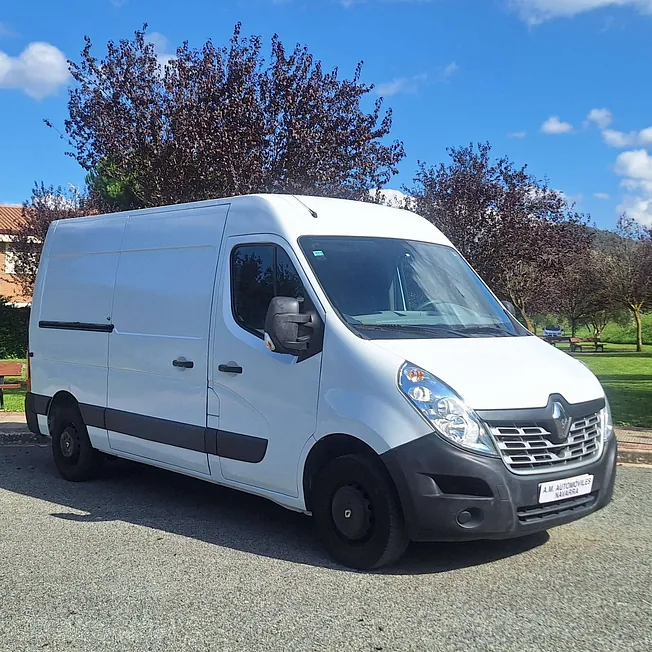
[0,205,30,306]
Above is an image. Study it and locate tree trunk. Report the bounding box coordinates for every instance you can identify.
[522,311,533,332]
[571,319,577,337]
[633,305,643,353]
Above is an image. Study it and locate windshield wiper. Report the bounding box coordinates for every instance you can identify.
[354,324,472,338]
[461,325,518,337]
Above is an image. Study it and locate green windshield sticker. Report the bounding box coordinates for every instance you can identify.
[313,250,325,257]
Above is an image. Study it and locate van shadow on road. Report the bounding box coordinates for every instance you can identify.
[0,445,548,576]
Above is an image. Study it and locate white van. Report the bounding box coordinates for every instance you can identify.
[26,194,617,569]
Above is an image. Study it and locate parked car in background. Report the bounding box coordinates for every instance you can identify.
[543,325,564,337]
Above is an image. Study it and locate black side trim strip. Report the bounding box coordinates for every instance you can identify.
[476,394,606,424]
[216,430,268,463]
[205,429,218,456]
[24,395,268,463]
[105,409,206,453]
[79,403,106,430]
[39,321,114,333]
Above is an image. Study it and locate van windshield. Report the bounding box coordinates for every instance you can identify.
[299,236,529,339]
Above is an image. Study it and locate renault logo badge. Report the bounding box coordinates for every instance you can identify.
[550,401,572,443]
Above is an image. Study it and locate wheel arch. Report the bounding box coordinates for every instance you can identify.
[302,433,384,512]
[46,391,82,429]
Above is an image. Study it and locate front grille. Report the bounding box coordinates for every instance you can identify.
[489,413,602,475]
[517,491,598,524]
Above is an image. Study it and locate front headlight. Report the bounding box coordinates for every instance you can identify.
[600,398,614,440]
[399,362,497,456]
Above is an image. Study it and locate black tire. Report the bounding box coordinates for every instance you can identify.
[312,453,409,570]
[51,404,103,482]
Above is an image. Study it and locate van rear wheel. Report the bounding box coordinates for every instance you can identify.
[51,405,103,482]
[312,453,409,570]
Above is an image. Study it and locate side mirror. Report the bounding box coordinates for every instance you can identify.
[264,297,314,355]
[502,300,517,316]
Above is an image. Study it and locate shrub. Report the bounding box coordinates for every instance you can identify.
[0,298,30,359]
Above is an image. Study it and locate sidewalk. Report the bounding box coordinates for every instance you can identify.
[1,411,651,462]
[614,427,652,464]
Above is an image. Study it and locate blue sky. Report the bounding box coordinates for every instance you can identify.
[2,0,652,229]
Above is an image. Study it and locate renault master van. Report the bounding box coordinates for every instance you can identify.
[25,195,617,569]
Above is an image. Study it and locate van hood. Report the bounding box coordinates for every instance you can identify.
[372,335,604,411]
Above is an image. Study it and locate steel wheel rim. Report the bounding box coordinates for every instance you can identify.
[331,483,375,542]
[59,425,79,462]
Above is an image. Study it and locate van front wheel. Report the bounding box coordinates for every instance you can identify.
[51,406,103,482]
[312,454,409,570]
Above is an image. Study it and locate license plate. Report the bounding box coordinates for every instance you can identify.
[538,474,594,504]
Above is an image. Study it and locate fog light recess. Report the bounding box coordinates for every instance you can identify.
[456,507,484,529]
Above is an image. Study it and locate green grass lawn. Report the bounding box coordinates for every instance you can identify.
[0,358,26,413]
[574,346,652,429]
[1,386,26,412]
[575,312,652,346]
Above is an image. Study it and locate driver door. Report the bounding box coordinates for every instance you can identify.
[209,236,323,497]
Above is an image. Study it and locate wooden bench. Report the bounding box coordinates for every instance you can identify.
[569,337,583,352]
[0,361,24,410]
[569,338,604,353]
[579,338,605,352]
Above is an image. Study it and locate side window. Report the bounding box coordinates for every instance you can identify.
[276,247,305,301]
[231,244,308,338]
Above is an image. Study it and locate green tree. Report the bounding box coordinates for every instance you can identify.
[600,214,652,352]
[60,24,404,211]
[407,143,589,330]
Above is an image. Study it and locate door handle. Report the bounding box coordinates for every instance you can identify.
[218,364,243,374]
[173,358,194,369]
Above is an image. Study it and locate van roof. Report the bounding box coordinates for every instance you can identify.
[48,194,453,248]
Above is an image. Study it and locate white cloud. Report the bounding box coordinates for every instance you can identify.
[614,150,652,225]
[371,188,413,208]
[602,126,652,148]
[556,189,583,206]
[621,178,652,193]
[375,73,427,97]
[603,129,635,147]
[442,62,459,79]
[509,131,527,139]
[512,0,652,24]
[617,194,652,225]
[615,149,652,180]
[541,115,573,134]
[146,32,169,52]
[588,110,652,226]
[586,108,612,129]
[0,41,69,99]
[145,32,175,70]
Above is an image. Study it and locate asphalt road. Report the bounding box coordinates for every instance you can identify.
[1,446,650,652]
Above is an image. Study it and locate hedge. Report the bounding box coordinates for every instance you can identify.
[0,299,30,359]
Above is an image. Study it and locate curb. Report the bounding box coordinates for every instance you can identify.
[0,430,49,447]
[617,447,652,465]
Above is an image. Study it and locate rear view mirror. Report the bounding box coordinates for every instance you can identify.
[264,297,314,355]
[502,300,517,316]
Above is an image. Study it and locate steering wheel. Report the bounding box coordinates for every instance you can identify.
[416,299,444,312]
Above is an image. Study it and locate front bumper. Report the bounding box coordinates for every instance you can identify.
[381,432,617,542]
[25,391,42,436]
